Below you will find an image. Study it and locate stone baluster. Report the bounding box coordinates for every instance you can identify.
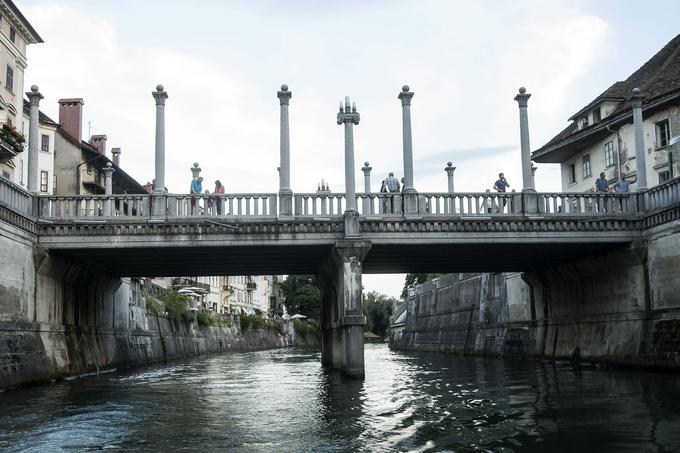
[102,162,115,216]
[26,85,43,193]
[337,96,360,236]
[277,84,293,217]
[632,88,647,191]
[151,84,168,219]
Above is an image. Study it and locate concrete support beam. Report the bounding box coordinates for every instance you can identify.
[632,88,647,191]
[277,84,293,217]
[514,87,535,192]
[317,240,371,377]
[26,85,43,193]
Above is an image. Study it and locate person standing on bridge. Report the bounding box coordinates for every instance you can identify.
[383,172,401,213]
[595,172,609,213]
[190,176,203,214]
[493,173,509,212]
[614,172,636,193]
[213,180,225,215]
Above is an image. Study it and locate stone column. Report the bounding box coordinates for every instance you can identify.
[399,85,419,215]
[361,162,371,215]
[514,87,535,192]
[151,85,168,219]
[337,97,360,236]
[632,88,647,191]
[445,161,456,193]
[277,84,293,216]
[152,84,168,193]
[102,162,115,217]
[25,85,43,193]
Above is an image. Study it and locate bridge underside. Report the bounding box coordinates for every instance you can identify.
[50,240,632,277]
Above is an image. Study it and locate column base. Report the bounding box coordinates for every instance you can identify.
[279,189,293,217]
[344,210,360,238]
[151,193,167,220]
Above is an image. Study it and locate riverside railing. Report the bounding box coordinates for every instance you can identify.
[0,182,674,222]
[0,175,34,217]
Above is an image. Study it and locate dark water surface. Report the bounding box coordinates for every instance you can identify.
[1,344,680,452]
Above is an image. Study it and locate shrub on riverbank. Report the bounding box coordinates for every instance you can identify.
[293,319,320,340]
[240,314,266,331]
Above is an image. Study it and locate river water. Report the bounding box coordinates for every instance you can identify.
[1,344,680,452]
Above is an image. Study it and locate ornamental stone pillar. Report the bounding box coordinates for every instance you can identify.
[151,84,168,219]
[191,162,201,179]
[445,161,456,193]
[514,87,535,192]
[399,85,419,215]
[102,162,115,216]
[337,97,360,236]
[632,88,647,191]
[26,85,43,193]
[277,84,293,217]
[361,162,371,214]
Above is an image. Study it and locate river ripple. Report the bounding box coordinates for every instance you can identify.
[1,344,680,452]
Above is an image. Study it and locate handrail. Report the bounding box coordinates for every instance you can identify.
[0,175,35,218]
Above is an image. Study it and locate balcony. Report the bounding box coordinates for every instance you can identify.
[0,124,24,164]
[246,281,257,291]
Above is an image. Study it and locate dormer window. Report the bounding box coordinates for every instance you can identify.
[593,106,601,124]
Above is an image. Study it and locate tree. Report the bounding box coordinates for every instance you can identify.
[278,275,320,320]
[400,273,441,300]
[362,291,397,338]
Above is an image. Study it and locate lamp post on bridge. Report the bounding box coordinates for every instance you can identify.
[26,85,43,193]
[277,84,293,217]
[151,84,168,219]
[631,88,647,191]
[337,96,360,236]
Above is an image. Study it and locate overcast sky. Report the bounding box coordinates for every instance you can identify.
[20,0,680,298]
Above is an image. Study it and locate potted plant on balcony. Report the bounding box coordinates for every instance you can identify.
[0,123,25,152]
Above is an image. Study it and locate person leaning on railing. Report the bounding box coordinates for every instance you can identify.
[614,172,636,212]
[213,180,225,215]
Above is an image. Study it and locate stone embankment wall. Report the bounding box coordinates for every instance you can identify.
[390,219,680,369]
[0,221,296,390]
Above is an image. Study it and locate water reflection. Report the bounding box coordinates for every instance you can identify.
[0,345,679,452]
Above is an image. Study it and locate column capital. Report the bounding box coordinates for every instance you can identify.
[152,84,168,106]
[445,161,456,175]
[337,96,360,125]
[630,87,643,108]
[398,85,414,106]
[277,84,292,105]
[361,161,372,176]
[514,86,531,108]
[102,161,115,175]
[25,85,43,106]
[190,162,201,179]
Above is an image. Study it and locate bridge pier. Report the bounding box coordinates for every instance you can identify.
[317,240,371,377]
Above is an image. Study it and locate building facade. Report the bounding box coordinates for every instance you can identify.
[533,34,680,191]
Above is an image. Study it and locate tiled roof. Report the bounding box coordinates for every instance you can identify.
[534,33,680,161]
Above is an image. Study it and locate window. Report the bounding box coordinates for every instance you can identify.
[582,155,592,178]
[659,170,671,184]
[86,161,93,174]
[9,26,15,44]
[40,134,49,152]
[656,119,670,148]
[52,175,57,195]
[604,141,615,167]
[568,164,576,184]
[2,170,9,179]
[593,107,601,124]
[40,171,48,193]
[5,65,13,92]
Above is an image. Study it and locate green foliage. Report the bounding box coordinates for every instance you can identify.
[214,316,232,328]
[146,298,162,316]
[362,291,397,338]
[240,314,266,331]
[293,319,320,340]
[158,289,191,322]
[278,275,320,320]
[400,273,441,300]
[197,311,213,326]
[181,311,196,323]
[266,320,285,335]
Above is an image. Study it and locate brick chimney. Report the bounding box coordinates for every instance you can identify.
[111,147,121,166]
[90,134,107,155]
[58,98,84,142]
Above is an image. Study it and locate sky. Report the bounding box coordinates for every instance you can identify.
[19,0,680,298]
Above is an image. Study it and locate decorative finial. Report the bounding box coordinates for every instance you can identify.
[632,87,640,96]
[193,162,199,168]
[352,102,356,113]
[339,102,343,113]
[345,96,350,109]
[281,84,288,91]
[156,84,164,92]
[31,85,39,92]
[519,87,526,94]
[402,85,410,92]
[447,161,452,167]
[364,161,370,167]
[106,162,112,168]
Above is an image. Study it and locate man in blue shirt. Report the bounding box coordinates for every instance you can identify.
[493,173,509,212]
[190,177,203,213]
[595,172,609,212]
[614,172,636,193]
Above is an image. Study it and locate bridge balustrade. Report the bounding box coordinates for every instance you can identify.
[38,194,151,220]
[166,193,278,218]
[643,176,680,212]
[0,175,33,217]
